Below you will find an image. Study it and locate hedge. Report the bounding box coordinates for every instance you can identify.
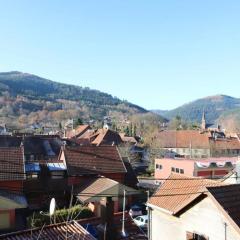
[27,205,94,228]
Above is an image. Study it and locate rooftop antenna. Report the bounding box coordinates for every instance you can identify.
[49,198,56,224]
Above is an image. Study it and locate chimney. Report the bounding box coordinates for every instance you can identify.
[99,197,117,240]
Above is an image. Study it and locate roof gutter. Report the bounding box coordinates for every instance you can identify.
[146,203,173,215]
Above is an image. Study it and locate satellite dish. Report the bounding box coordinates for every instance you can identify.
[49,198,56,216]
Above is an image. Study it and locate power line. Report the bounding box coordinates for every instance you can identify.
[0,184,234,199]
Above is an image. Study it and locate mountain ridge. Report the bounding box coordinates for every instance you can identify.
[153,94,240,131]
[0,71,166,129]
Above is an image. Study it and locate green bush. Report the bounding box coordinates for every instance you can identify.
[27,205,94,228]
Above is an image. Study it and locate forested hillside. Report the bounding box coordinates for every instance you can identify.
[154,95,240,124]
[0,71,151,129]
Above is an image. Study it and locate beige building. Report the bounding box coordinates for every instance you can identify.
[156,130,240,158]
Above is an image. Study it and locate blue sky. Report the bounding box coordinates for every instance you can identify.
[0,1,240,110]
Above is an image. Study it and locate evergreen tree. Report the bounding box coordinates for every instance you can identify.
[133,124,137,136]
[129,123,133,136]
[75,118,83,127]
[124,126,130,136]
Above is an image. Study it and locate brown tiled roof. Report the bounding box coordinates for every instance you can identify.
[207,185,240,228]
[120,134,137,144]
[0,147,25,181]
[79,129,98,140]
[75,176,136,203]
[64,146,126,175]
[157,130,210,149]
[0,220,96,240]
[0,213,147,240]
[66,125,91,138]
[210,138,240,150]
[91,129,123,146]
[75,177,118,202]
[148,173,223,215]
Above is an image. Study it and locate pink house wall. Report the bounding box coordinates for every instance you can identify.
[155,158,233,181]
[154,158,195,180]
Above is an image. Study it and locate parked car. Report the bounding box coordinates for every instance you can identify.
[129,203,147,217]
[133,215,148,229]
[129,205,143,217]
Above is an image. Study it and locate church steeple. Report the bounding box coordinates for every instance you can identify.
[201,110,206,130]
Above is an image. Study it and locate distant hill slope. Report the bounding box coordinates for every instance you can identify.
[153,95,240,125]
[0,71,166,129]
[218,108,240,132]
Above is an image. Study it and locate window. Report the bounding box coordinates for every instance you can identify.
[171,167,175,172]
[156,164,162,170]
[180,169,184,174]
[176,168,180,173]
[186,232,209,240]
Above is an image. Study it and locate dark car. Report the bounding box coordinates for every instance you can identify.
[129,203,147,217]
[83,224,98,238]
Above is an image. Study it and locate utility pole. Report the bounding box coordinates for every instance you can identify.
[121,189,128,237]
[147,190,151,240]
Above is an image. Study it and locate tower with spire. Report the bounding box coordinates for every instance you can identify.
[201,110,206,130]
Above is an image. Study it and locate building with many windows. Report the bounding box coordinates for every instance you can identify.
[154,157,237,184]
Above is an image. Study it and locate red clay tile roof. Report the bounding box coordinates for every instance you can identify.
[0,213,147,240]
[157,130,211,149]
[0,147,25,181]
[148,173,223,215]
[74,176,136,203]
[91,129,123,146]
[75,177,118,202]
[79,129,98,140]
[210,138,240,150]
[0,220,96,240]
[120,134,137,144]
[64,146,126,175]
[207,185,240,228]
[66,125,91,138]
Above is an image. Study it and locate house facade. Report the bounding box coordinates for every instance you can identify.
[0,147,27,232]
[155,157,236,183]
[156,130,240,158]
[147,173,240,240]
[59,145,137,212]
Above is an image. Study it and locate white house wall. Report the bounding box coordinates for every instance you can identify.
[151,197,240,240]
